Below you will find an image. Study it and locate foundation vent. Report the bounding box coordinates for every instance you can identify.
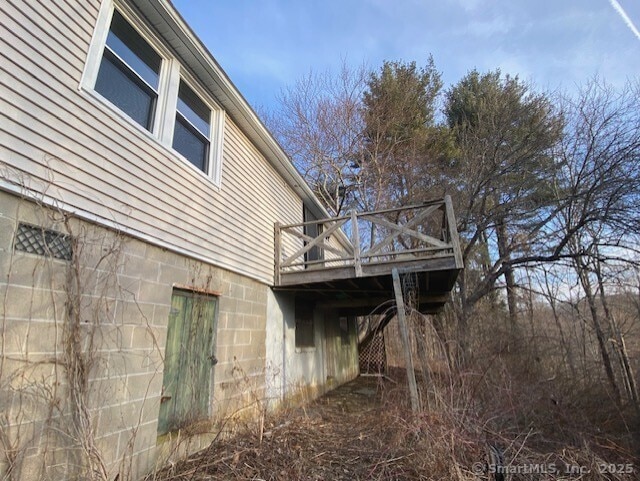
[14,223,73,261]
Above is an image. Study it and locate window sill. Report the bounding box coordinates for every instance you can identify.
[294,346,316,354]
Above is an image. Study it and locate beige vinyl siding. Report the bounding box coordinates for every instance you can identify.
[324,233,349,267]
[0,0,303,284]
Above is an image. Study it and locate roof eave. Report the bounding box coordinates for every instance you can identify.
[134,0,330,221]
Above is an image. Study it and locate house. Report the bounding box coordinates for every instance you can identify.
[0,1,462,479]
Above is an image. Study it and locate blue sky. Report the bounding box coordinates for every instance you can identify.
[171,0,639,111]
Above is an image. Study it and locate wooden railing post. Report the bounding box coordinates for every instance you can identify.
[274,222,282,286]
[351,210,362,277]
[444,195,464,269]
[441,200,449,243]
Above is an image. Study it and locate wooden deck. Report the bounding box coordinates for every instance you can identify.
[274,197,463,315]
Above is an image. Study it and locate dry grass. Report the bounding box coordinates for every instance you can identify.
[146,368,639,481]
[146,298,640,481]
[148,376,434,480]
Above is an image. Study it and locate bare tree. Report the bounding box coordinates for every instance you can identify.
[266,62,368,215]
[549,78,640,405]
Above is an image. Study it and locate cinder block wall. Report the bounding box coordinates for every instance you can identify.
[0,191,269,480]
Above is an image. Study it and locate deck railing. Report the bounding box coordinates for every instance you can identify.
[274,195,463,285]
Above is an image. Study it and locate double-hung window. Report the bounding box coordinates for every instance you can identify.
[82,2,223,184]
[94,10,160,131]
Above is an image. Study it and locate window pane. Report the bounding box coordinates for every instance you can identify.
[107,10,160,89]
[173,116,208,171]
[340,317,350,345]
[177,81,210,137]
[303,207,324,264]
[295,298,315,347]
[95,52,155,129]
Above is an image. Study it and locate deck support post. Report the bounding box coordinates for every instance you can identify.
[392,268,420,412]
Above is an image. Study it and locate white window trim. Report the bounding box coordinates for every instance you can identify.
[156,58,181,145]
[80,0,225,187]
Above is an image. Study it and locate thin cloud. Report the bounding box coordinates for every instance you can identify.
[608,0,640,41]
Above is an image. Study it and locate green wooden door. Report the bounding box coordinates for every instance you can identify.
[158,290,217,435]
